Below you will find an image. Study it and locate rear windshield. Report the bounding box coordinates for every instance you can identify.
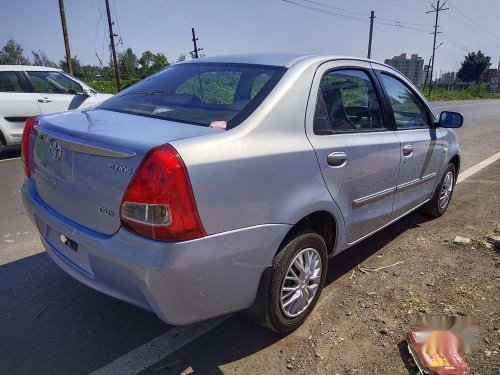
[98,63,286,129]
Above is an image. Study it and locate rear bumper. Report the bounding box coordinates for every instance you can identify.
[22,179,290,325]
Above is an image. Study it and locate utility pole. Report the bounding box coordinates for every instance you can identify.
[426,0,448,95]
[58,0,73,75]
[423,56,432,91]
[496,58,500,93]
[105,0,121,91]
[367,11,375,59]
[191,28,203,58]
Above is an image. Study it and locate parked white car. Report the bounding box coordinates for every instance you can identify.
[0,65,112,148]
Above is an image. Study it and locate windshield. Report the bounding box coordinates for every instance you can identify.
[98,63,286,129]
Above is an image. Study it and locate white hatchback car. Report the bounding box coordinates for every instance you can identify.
[0,65,112,149]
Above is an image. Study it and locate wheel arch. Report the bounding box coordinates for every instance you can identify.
[0,129,6,147]
[277,210,339,256]
[246,209,340,325]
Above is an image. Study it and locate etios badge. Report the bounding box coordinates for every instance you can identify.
[49,140,62,160]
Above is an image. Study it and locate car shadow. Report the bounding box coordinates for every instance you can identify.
[1,207,434,374]
[0,251,170,375]
[139,211,435,374]
[325,211,433,286]
[0,147,21,160]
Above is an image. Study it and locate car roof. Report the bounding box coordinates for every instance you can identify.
[180,53,392,69]
[0,65,62,72]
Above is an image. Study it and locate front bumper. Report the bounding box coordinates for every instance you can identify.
[22,180,291,325]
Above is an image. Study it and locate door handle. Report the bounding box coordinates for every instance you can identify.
[327,151,347,167]
[402,145,413,157]
[37,97,51,103]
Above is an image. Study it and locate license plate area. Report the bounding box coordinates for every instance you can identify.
[60,234,78,252]
[43,223,95,278]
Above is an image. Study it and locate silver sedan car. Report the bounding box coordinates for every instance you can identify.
[22,54,462,332]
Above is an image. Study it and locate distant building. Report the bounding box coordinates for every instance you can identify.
[384,53,425,87]
[439,72,457,85]
[481,68,499,92]
[481,68,497,83]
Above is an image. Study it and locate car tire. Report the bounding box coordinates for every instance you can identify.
[264,230,328,333]
[421,163,456,218]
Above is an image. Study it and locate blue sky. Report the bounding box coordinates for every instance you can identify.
[1,0,499,76]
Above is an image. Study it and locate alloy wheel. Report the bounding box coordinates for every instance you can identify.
[280,248,322,318]
[439,171,454,209]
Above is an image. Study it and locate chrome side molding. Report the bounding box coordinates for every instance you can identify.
[396,173,437,191]
[352,187,396,208]
[35,126,136,159]
[353,173,437,208]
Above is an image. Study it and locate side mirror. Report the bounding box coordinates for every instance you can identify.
[82,87,93,97]
[438,111,463,128]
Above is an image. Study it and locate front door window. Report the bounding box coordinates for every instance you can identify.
[27,71,83,95]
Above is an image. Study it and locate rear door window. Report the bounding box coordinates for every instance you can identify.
[314,69,384,134]
[0,71,23,92]
[98,63,286,129]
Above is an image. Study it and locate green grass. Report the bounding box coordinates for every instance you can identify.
[421,84,500,102]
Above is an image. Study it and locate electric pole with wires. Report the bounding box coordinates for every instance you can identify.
[105,0,121,92]
[190,28,203,59]
[495,58,500,93]
[367,11,375,59]
[427,0,448,95]
[58,0,73,75]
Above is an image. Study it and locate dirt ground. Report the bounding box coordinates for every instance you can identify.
[143,161,500,375]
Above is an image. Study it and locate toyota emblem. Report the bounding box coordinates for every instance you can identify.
[49,140,62,160]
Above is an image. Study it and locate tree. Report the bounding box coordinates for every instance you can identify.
[138,51,169,77]
[457,51,491,88]
[59,56,83,78]
[118,48,138,79]
[31,50,57,67]
[176,54,186,63]
[0,40,29,65]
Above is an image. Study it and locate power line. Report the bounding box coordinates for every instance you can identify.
[300,0,368,17]
[111,0,124,49]
[447,0,499,38]
[281,0,368,23]
[377,22,431,33]
[301,0,434,27]
[94,0,105,67]
[280,0,432,33]
[439,28,471,52]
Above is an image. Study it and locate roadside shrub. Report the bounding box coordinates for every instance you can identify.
[88,79,140,94]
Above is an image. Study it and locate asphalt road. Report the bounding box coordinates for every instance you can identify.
[1,99,499,375]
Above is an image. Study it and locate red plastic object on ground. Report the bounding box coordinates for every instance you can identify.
[407,328,469,375]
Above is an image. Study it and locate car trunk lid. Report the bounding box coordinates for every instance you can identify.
[31,109,218,235]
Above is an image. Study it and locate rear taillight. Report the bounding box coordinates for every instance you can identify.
[120,144,206,242]
[22,116,39,177]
